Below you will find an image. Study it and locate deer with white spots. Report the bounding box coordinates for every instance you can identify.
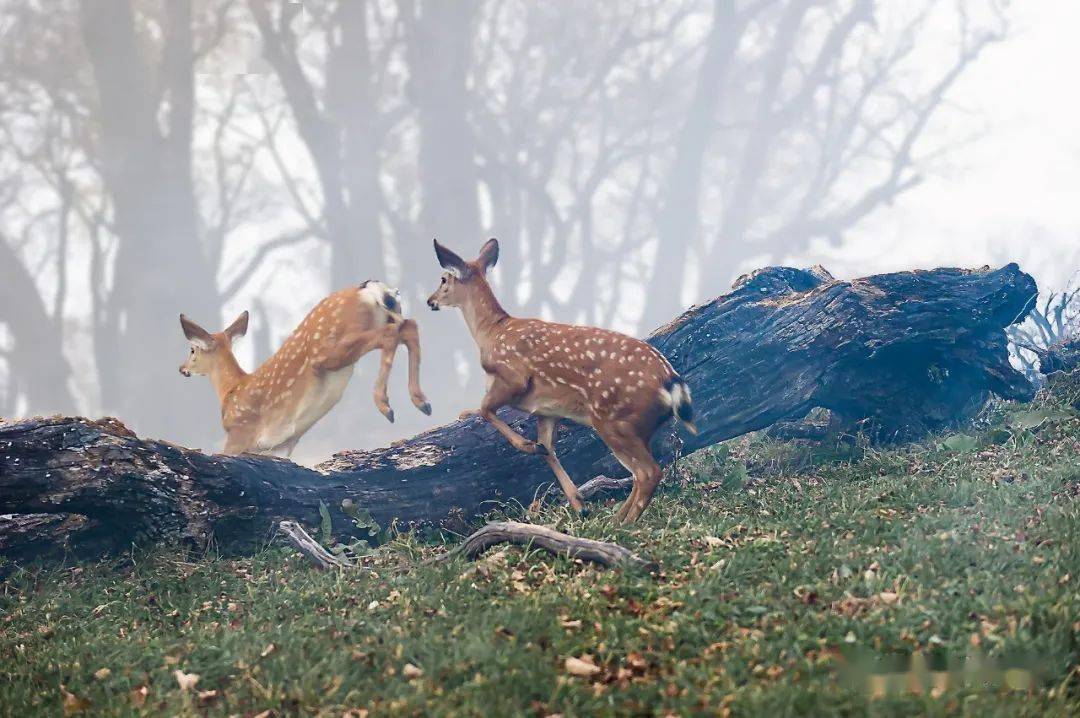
[427,239,696,523]
[178,281,431,456]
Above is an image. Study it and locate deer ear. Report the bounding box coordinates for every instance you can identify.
[224,310,249,341]
[180,314,213,351]
[434,238,468,277]
[477,238,499,272]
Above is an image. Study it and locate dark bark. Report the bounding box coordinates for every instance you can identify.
[0,264,1036,564]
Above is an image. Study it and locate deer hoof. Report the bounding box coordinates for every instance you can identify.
[417,401,432,416]
[533,443,549,456]
[384,409,395,424]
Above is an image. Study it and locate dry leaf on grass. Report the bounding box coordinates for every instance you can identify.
[60,685,91,716]
[173,669,200,691]
[564,656,601,677]
[129,686,148,707]
[403,663,424,679]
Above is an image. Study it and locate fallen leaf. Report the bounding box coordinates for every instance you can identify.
[261,643,276,658]
[878,591,899,604]
[93,667,111,680]
[702,536,724,547]
[173,669,200,691]
[60,685,91,716]
[560,618,583,629]
[129,686,148,707]
[197,689,219,703]
[403,663,424,679]
[564,656,601,677]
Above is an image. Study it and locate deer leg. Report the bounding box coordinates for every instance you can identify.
[398,318,432,415]
[479,372,547,455]
[276,436,300,459]
[597,422,663,523]
[536,417,584,512]
[371,324,400,423]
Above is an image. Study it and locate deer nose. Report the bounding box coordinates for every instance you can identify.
[427,298,439,311]
[179,366,190,377]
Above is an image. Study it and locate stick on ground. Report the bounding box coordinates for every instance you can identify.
[278,520,353,570]
[436,521,652,569]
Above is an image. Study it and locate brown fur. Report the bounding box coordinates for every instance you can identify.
[427,239,694,522]
[179,282,430,456]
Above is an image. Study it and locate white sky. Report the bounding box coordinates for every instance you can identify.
[785,0,1080,291]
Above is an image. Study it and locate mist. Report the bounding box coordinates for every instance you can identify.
[1,0,1070,465]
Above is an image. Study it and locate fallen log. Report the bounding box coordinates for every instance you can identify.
[0,264,1036,563]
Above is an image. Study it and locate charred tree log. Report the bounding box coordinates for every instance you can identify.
[0,264,1036,563]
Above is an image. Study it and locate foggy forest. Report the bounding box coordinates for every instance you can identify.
[0,0,1029,460]
[4,1,1080,715]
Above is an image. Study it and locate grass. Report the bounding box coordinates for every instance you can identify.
[2,387,1079,716]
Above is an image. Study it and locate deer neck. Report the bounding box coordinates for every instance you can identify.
[460,277,510,346]
[209,350,248,403]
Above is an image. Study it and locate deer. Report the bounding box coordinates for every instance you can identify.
[178,281,431,457]
[426,238,696,523]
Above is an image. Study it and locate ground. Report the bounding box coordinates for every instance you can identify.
[2,378,1078,716]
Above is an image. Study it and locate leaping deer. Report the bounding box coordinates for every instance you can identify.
[426,239,696,523]
[179,281,431,456]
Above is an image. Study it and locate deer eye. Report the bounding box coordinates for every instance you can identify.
[190,347,195,355]
[441,276,447,284]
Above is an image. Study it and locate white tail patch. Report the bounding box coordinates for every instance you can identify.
[662,378,698,434]
[672,381,690,407]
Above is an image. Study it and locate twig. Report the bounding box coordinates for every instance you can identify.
[542,474,634,503]
[278,520,353,570]
[433,521,652,570]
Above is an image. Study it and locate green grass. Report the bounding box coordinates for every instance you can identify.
[2,389,1079,716]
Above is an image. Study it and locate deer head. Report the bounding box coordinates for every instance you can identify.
[426,238,500,311]
[178,311,249,379]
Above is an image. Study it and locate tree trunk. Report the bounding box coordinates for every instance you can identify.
[80,0,222,448]
[0,237,78,414]
[0,264,1036,565]
[399,0,485,418]
[644,0,741,326]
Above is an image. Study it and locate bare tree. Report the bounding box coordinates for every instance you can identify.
[645,0,1007,324]
[0,0,1020,455]
[1008,273,1080,378]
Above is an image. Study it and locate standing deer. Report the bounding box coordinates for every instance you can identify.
[179,281,431,456]
[426,239,696,522]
